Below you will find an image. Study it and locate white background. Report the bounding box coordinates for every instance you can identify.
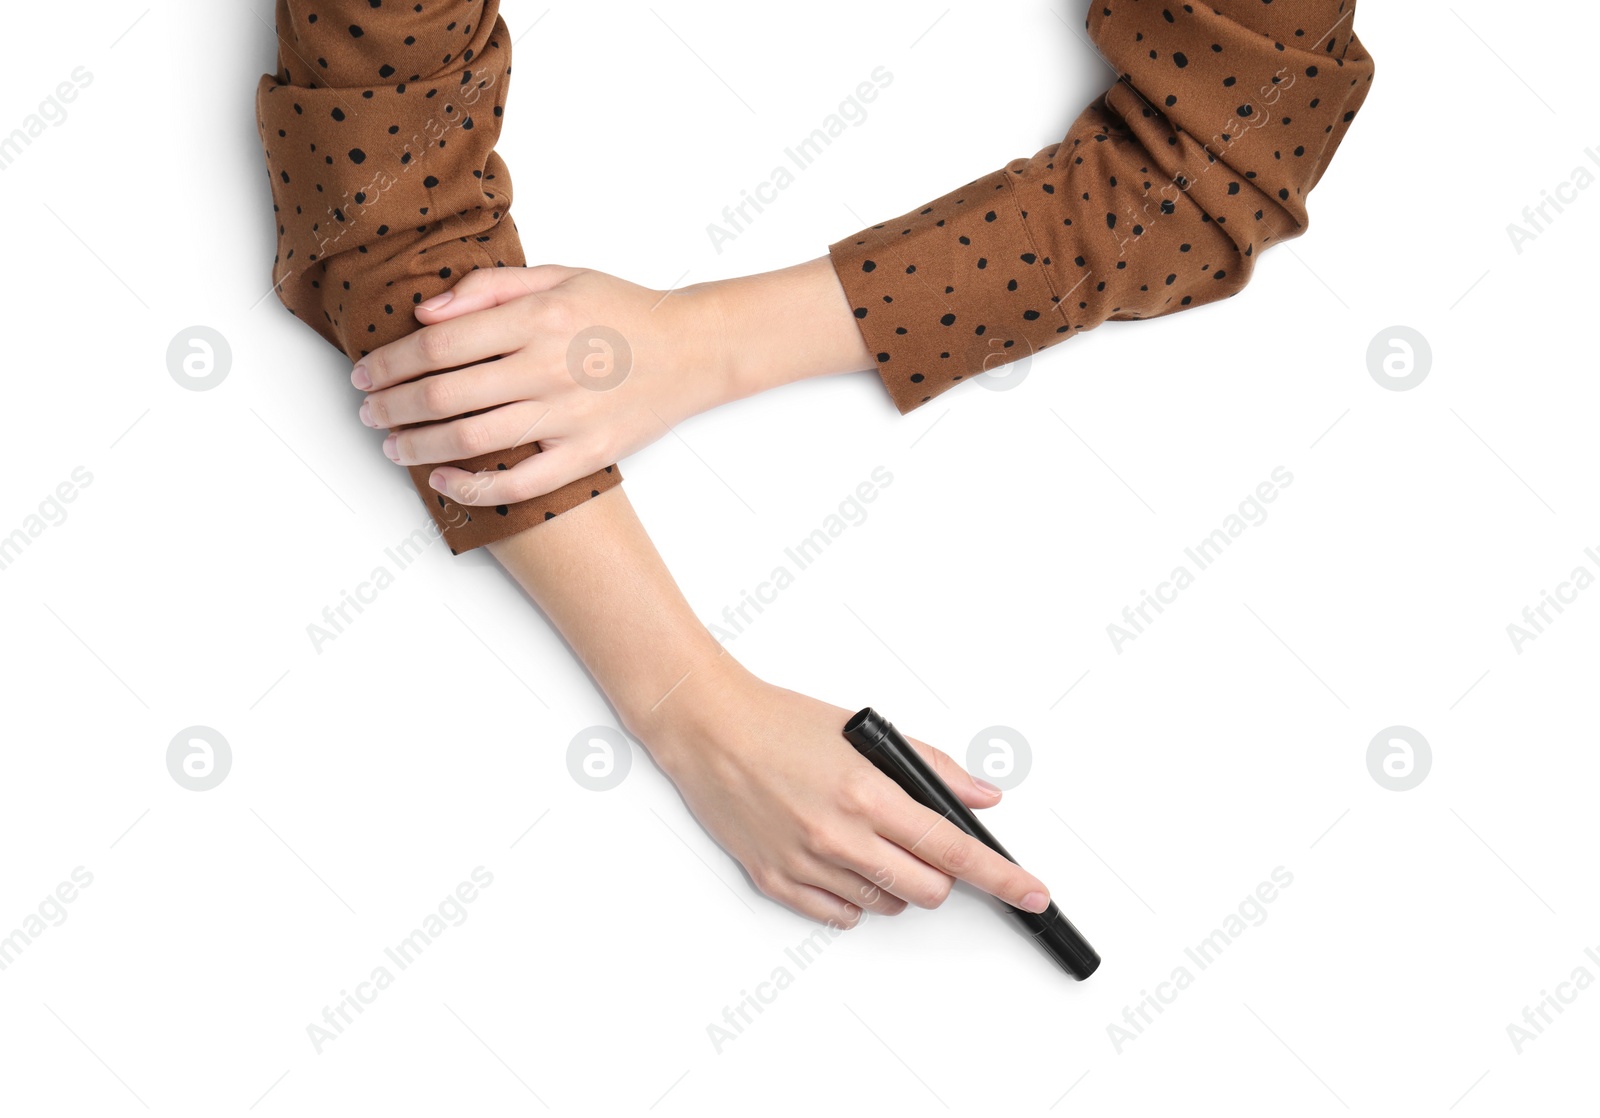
[2,1,1595,1114]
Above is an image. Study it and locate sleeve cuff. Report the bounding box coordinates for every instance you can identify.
[827,168,1070,414]
[419,460,624,555]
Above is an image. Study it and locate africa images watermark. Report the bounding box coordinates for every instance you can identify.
[305,503,468,652]
[0,867,95,975]
[705,916,859,1054]
[1107,866,1294,1053]
[306,867,494,1054]
[1107,467,1294,652]
[1504,544,1600,654]
[707,66,894,254]
[707,465,894,643]
[0,465,94,574]
[1504,942,1600,1055]
[705,865,897,1054]
[0,67,93,173]
[1505,144,1600,255]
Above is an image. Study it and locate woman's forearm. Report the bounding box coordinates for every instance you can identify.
[485,486,739,751]
[702,256,876,402]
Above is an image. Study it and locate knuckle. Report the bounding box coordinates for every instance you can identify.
[513,293,544,329]
[365,393,390,427]
[417,326,455,364]
[938,835,974,875]
[840,771,884,815]
[540,295,578,340]
[495,468,540,505]
[919,876,954,909]
[589,432,624,472]
[748,865,781,900]
[457,470,497,506]
[453,420,491,457]
[420,376,457,416]
[800,821,846,861]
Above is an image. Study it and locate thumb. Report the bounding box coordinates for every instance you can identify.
[416,264,584,323]
[905,735,1003,809]
[426,445,587,509]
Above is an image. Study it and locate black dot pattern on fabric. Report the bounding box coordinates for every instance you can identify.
[255,0,622,553]
[828,0,1375,414]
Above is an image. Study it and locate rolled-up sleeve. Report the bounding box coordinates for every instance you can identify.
[255,0,620,553]
[829,0,1376,414]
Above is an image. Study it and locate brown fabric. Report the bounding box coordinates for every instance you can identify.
[830,0,1376,414]
[255,0,620,554]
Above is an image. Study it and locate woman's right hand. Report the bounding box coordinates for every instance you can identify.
[636,661,1054,927]
[487,490,1046,928]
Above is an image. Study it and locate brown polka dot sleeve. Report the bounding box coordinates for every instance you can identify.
[829,0,1375,414]
[254,0,621,553]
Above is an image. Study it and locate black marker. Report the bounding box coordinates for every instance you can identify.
[842,707,1100,980]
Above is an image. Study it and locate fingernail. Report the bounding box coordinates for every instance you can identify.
[351,363,371,389]
[428,471,447,492]
[974,777,1001,795]
[1021,891,1049,913]
[382,434,399,462]
[358,401,375,427]
[419,291,453,312]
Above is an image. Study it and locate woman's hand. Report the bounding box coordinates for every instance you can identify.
[353,264,735,506]
[353,259,875,506]
[487,490,1041,928]
[638,660,1054,927]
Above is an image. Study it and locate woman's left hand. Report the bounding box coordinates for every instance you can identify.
[353,264,736,506]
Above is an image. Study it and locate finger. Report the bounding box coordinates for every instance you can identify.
[363,361,536,428]
[877,799,1050,914]
[384,400,550,466]
[771,878,862,928]
[414,264,584,322]
[359,302,540,391]
[905,733,1003,809]
[426,446,593,508]
[799,860,908,917]
[840,835,956,911]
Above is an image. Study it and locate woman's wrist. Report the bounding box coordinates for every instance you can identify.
[698,257,875,404]
[485,487,748,766]
[566,589,746,756]
[614,645,756,770]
